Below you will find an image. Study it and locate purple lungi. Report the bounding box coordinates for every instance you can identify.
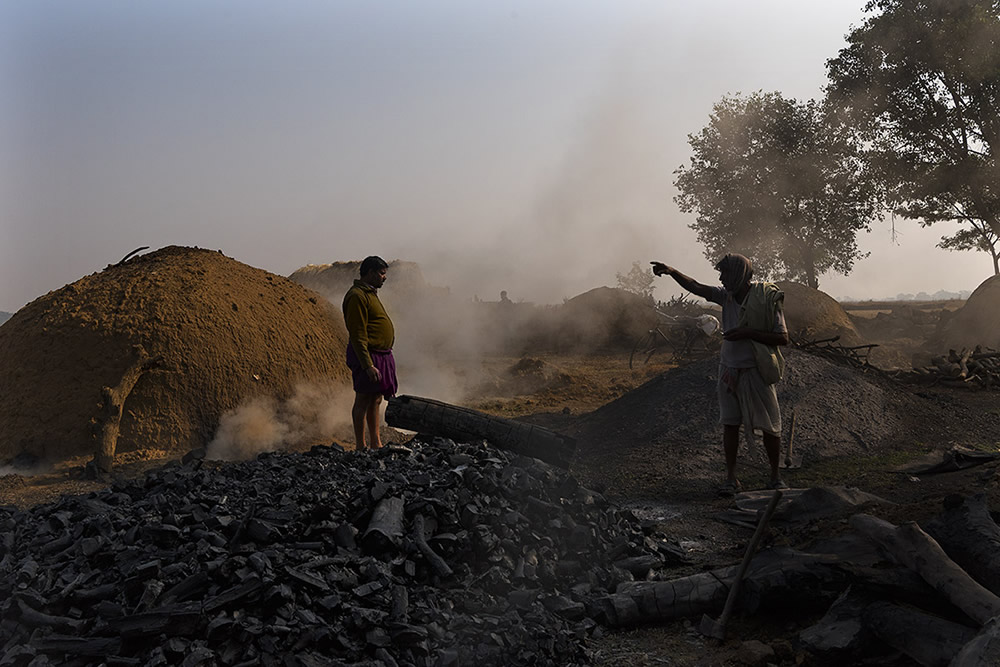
[346,345,398,398]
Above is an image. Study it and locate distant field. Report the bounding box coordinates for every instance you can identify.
[839,299,965,320]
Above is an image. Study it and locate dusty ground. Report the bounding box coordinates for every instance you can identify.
[3,335,999,666]
[467,347,1000,666]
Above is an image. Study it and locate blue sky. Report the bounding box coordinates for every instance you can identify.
[0,1,987,310]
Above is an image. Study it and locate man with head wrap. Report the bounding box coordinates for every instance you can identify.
[651,254,789,495]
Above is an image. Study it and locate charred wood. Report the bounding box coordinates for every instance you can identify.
[951,616,1000,667]
[850,514,1000,626]
[923,494,1000,597]
[412,513,453,579]
[362,496,405,554]
[385,394,576,468]
[863,600,976,667]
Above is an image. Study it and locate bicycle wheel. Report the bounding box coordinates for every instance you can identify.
[629,330,668,369]
[673,329,701,362]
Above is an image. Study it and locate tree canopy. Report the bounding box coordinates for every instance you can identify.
[615,261,655,299]
[825,0,1000,269]
[673,92,881,288]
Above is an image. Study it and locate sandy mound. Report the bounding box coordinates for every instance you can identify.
[568,349,997,497]
[291,263,661,360]
[777,281,862,345]
[554,287,658,351]
[290,259,470,360]
[935,275,1000,351]
[290,260,439,304]
[0,246,350,463]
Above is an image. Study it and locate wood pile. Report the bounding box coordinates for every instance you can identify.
[0,438,681,666]
[6,429,1000,665]
[796,334,1000,392]
[793,335,878,370]
[596,492,1000,666]
[891,347,1000,390]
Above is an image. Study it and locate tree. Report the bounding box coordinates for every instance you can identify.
[673,92,882,288]
[616,261,655,299]
[937,218,1000,275]
[825,0,1000,270]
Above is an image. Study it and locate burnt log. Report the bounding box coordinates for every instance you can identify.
[924,494,1000,597]
[16,599,87,633]
[106,603,202,638]
[851,514,1000,625]
[799,588,871,654]
[385,394,576,468]
[91,345,163,475]
[951,616,1000,667]
[596,549,844,627]
[32,636,123,658]
[863,600,976,667]
[362,496,405,554]
[412,514,453,579]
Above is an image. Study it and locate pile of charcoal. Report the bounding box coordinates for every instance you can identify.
[0,437,681,666]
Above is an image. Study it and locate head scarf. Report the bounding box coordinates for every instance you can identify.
[715,253,753,293]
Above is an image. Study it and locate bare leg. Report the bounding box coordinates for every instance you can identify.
[366,395,384,449]
[723,424,740,484]
[763,432,782,483]
[352,392,376,450]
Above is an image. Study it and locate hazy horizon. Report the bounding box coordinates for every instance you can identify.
[1,1,993,313]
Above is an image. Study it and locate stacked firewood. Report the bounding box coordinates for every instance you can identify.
[796,335,1000,391]
[892,347,1000,389]
[0,439,681,666]
[793,335,879,370]
[597,490,1000,665]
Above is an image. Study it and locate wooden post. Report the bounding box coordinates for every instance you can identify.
[91,345,162,475]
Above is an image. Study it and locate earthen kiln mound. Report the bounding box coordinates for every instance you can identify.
[934,274,1000,351]
[0,246,350,463]
[776,281,862,345]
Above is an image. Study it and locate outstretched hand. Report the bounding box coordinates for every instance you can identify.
[650,261,674,277]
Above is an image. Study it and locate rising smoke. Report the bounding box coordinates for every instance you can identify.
[206,381,356,461]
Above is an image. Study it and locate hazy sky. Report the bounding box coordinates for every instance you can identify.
[0,1,990,312]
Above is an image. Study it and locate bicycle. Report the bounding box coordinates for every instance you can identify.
[628,310,721,369]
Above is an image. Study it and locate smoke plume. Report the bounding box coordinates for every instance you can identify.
[207,381,356,461]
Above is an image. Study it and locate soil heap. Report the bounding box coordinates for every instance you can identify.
[0,246,350,464]
[935,274,1000,351]
[569,348,1000,498]
[289,260,441,306]
[776,281,862,345]
[554,287,657,352]
[290,260,471,360]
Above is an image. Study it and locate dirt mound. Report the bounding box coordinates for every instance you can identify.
[553,287,657,352]
[472,357,574,397]
[290,260,439,304]
[935,275,1000,351]
[568,349,1000,497]
[0,246,350,463]
[777,281,862,345]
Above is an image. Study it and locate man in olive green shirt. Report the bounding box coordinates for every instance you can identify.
[343,256,397,450]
